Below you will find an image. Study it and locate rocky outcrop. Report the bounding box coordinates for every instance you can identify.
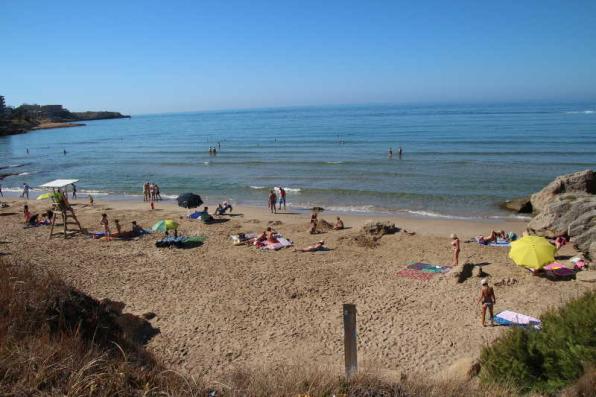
[500,197,533,213]
[527,193,596,259]
[362,221,400,236]
[530,169,595,213]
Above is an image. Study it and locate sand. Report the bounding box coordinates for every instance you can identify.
[0,197,593,381]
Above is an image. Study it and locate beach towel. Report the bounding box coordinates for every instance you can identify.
[258,237,293,251]
[396,269,434,281]
[543,263,576,280]
[488,239,511,247]
[407,262,451,273]
[230,232,257,245]
[397,263,450,281]
[494,310,541,329]
[156,235,206,248]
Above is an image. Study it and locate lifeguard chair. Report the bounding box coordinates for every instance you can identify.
[39,179,83,239]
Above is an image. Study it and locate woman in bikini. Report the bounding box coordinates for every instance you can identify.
[478,279,496,326]
[451,233,460,266]
[100,213,111,241]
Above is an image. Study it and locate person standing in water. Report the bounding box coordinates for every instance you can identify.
[63,149,67,155]
[388,147,393,158]
[21,183,30,199]
[278,187,286,210]
[268,190,277,214]
[0,183,3,197]
[398,146,403,159]
[478,279,496,326]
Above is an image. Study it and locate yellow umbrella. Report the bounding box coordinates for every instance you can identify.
[509,235,556,270]
[36,192,54,200]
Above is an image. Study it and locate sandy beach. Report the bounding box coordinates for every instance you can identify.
[0,197,593,381]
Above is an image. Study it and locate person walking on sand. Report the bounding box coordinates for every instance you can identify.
[451,233,460,266]
[278,187,286,210]
[71,183,77,199]
[100,213,111,241]
[478,279,496,326]
[89,194,94,206]
[268,190,277,214]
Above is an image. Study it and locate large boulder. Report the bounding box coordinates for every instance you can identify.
[530,169,595,213]
[527,193,596,259]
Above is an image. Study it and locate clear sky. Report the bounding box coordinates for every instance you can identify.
[1,0,595,114]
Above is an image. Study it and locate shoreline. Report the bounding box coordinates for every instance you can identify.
[32,121,86,130]
[0,195,529,237]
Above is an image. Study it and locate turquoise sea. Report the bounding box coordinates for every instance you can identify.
[1,103,595,219]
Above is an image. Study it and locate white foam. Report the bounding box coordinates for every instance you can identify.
[283,187,301,193]
[325,161,344,164]
[17,172,30,176]
[325,205,376,213]
[160,194,178,199]
[250,186,265,190]
[565,110,595,114]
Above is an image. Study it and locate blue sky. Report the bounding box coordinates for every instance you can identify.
[1,0,595,114]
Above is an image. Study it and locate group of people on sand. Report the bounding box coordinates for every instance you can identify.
[23,204,54,226]
[308,211,344,234]
[99,213,147,241]
[143,182,162,202]
[267,187,287,213]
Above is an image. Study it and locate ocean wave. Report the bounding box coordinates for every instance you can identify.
[160,194,178,199]
[17,172,30,176]
[325,161,344,164]
[325,205,376,213]
[250,185,266,190]
[565,110,595,114]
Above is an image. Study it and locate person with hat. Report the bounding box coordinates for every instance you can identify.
[478,278,496,326]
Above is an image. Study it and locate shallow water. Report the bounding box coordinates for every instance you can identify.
[1,103,595,218]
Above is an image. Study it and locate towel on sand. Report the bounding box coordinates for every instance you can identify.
[257,237,293,250]
[494,310,541,329]
[397,263,451,280]
[155,235,206,248]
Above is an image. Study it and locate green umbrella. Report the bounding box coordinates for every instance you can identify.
[152,219,179,232]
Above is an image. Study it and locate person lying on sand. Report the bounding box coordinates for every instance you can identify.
[333,217,344,230]
[295,240,325,252]
[478,230,507,244]
[478,278,496,326]
[402,229,416,235]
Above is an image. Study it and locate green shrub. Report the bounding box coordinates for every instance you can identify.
[480,291,596,394]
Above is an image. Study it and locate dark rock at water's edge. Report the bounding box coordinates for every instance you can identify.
[500,197,533,214]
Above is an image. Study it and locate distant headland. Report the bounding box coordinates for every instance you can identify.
[0,95,130,136]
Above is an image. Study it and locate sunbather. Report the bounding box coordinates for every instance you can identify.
[200,206,214,223]
[295,240,325,252]
[478,230,507,244]
[333,217,344,230]
[131,221,145,236]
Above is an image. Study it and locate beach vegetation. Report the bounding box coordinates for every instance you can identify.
[480,290,596,395]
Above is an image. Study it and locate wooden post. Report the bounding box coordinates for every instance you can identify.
[343,303,357,378]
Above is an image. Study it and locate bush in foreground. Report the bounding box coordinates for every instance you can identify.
[480,290,596,395]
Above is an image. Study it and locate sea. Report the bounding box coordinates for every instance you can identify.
[1,103,595,219]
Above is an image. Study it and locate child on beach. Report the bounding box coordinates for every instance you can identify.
[23,205,31,224]
[100,213,111,241]
[89,194,94,206]
[478,278,496,326]
[333,216,344,230]
[114,219,122,236]
[451,233,460,266]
